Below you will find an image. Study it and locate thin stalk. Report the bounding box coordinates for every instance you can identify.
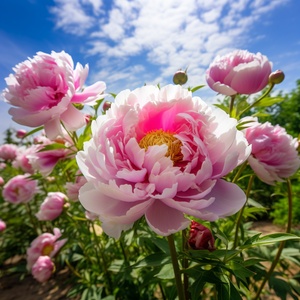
[232,161,248,184]
[167,234,185,300]
[253,178,293,300]
[233,175,255,249]
[238,83,275,117]
[182,229,190,300]
[25,203,40,235]
[229,95,236,117]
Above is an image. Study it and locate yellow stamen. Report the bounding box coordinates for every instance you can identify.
[42,244,54,256]
[139,129,183,163]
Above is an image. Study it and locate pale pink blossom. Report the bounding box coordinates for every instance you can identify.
[26,228,67,270]
[2,174,39,204]
[0,219,6,232]
[65,173,87,201]
[2,51,106,139]
[12,145,37,173]
[31,256,54,283]
[206,50,272,96]
[36,192,67,221]
[0,176,4,185]
[76,84,251,238]
[0,162,6,170]
[28,134,74,176]
[0,144,18,161]
[244,120,300,185]
[85,210,99,221]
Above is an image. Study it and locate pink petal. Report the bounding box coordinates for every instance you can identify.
[60,104,86,131]
[204,179,246,217]
[145,200,190,236]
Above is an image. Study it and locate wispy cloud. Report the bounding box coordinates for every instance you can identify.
[49,0,289,92]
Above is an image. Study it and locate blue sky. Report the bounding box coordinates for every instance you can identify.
[0,0,300,142]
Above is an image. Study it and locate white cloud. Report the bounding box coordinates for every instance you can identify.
[49,0,291,92]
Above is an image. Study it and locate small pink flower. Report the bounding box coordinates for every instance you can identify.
[12,145,37,174]
[244,120,300,185]
[188,221,215,251]
[206,50,272,96]
[2,51,106,139]
[0,219,6,232]
[31,256,54,283]
[2,174,39,204]
[65,173,87,201]
[76,84,251,238]
[0,144,18,161]
[36,192,67,221]
[0,176,4,185]
[26,228,67,270]
[16,129,27,139]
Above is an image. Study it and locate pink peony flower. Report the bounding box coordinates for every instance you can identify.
[2,174,39,204]
[76,84,251,238]
[31,256,54,283]
[244,120,300,185]
[36,192,67,221]
[188,221,215,251]
[12,145,37,174]
[206,50,272,96]
[26,228,67,270]
[2,51,106,139]
[0,176,4,185]
[65,173,87,201]
[0,144,18,161]
[16,129,27,139]
[0,219,6,232]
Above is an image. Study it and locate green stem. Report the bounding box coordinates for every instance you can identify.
[167,234,185,300]
[238,83,275,118]
[182,229,190,300]
[229,95,236,117]
[253,178,293,300]
[25,203,40,235]
[233,175,255,249]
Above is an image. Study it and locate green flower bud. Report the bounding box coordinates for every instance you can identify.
[173,70,188,85]
[269,70,285,85]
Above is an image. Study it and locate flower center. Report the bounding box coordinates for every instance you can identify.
[139,129,183,163]
[42,244,54,256]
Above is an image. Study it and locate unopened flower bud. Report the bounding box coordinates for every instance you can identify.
[73,103,84,110]
[173,69,188,85]
[85,114,92,124]
[103,101,112,112]
[188,221,215,251]
[269,70,285,85]
[16,129,27,139]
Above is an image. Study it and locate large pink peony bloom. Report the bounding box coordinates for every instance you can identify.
[36,192,67,221]
[2,51,106,139]
[31,256,54,283]
[206,50,272,96]
[2,174,39,204]
[244,120,300,185]
[76,84,251,238]
[26,228,67,270]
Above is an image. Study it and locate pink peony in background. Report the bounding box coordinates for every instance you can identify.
[0,144,18,161]
[2,174,39,204]
[244,120,300,185]
[0,219,6,232]
[2,51,106,139]
[76,84,251,238]
[36,192,67,221]
[31,256,55,283]
[26,228,67,270]
[206,50,272,96]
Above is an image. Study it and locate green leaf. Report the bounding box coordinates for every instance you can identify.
[252,96,284,107]
[252,233,300,246]
[155,263,174,279]
[190,85,205,93]
[23,126,44,138]
[38,143,67,151]
[132,253,170,268]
